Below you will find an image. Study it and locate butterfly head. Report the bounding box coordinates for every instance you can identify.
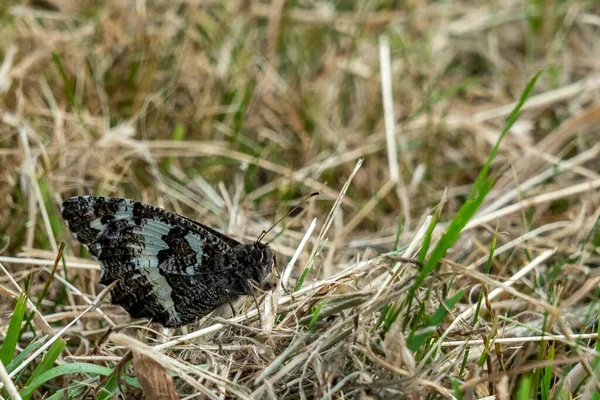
[246,241,275,284]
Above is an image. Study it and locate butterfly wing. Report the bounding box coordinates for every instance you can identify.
[61,196,244,327]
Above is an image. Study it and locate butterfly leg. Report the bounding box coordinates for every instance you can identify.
[225,290,237,317]
[274,268,292,295]
[245,280,263,329]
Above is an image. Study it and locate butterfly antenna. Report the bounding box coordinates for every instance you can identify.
[257,192,320,243]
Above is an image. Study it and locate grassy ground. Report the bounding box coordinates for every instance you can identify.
[1,0,600,398]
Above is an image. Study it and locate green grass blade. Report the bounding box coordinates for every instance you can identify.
[518,374,532,400]
[95,373,118,400]
[451,378,464,400]
[401,202,442,330]
[541,345,554,400]
[160,124,186,172]
[6,342,44,374]
[294,266,311,292]
[19,363,114,398]
[393,215,404,250]
[406,176,494,326]
[418,199,444,264]
[472,71,543,190]
[45,385,86,400]
[294,239,327,292]
[408,289,465,352]
[405,72,542,333]
[0,293,28,367]
[308,302,326,331]
[97,374,141,400]
[22,339,66,400]
[51,52,75,106]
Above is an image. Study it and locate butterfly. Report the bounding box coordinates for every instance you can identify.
[61,196,275,328]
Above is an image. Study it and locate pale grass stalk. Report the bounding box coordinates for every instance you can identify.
[350,184,585,247]
[565,351,600,397]
[561,275,600,309]
[379,35,411,230]
[580,12,600,26]
[161,176,223,216]
[41,311,108,322]
[229,181,245,234]
[409,164,426,194]
[0,360,21,400]
[467,220,571,270]
[312,158,362,258]
[481,143,600,214]
[217,359,232,398]
[280,217,317,289]
[497,375,510,400]
[252,352,308,397]
[472,73,600,122]
[0,256,98,270]
[522,144,600,180]
[456,256,559,312]
[0,45,17,93]
[266,0,285,65]
[447,6,524,35]
[319,371,371,400]
[263,217,317,332]
[255,337,306,385]
[250,3,453,26]
[190,175,226,208]
[261,289,276,334]
[65,355,123,362]
[379,36,399,184]
[418,249,557,369]
[25,183,36,248]
[441,333,600,347]
[465,178,600,231]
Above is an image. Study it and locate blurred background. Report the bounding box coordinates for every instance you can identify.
[2,1,597,261]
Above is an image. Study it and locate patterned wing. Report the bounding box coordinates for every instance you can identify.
[61,196,243,327]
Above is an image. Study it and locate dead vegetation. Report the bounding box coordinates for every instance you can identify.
[1,0,600,398]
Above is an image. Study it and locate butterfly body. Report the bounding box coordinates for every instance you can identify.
[61,196,274,327]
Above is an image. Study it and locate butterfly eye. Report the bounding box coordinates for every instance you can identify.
[259,249,269,265]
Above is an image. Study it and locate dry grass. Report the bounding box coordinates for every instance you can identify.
[1,0,600,399]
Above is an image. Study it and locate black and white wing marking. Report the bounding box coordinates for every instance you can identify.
[61,196,243,327]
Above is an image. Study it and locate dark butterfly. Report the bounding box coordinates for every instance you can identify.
[61,196,275,328]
